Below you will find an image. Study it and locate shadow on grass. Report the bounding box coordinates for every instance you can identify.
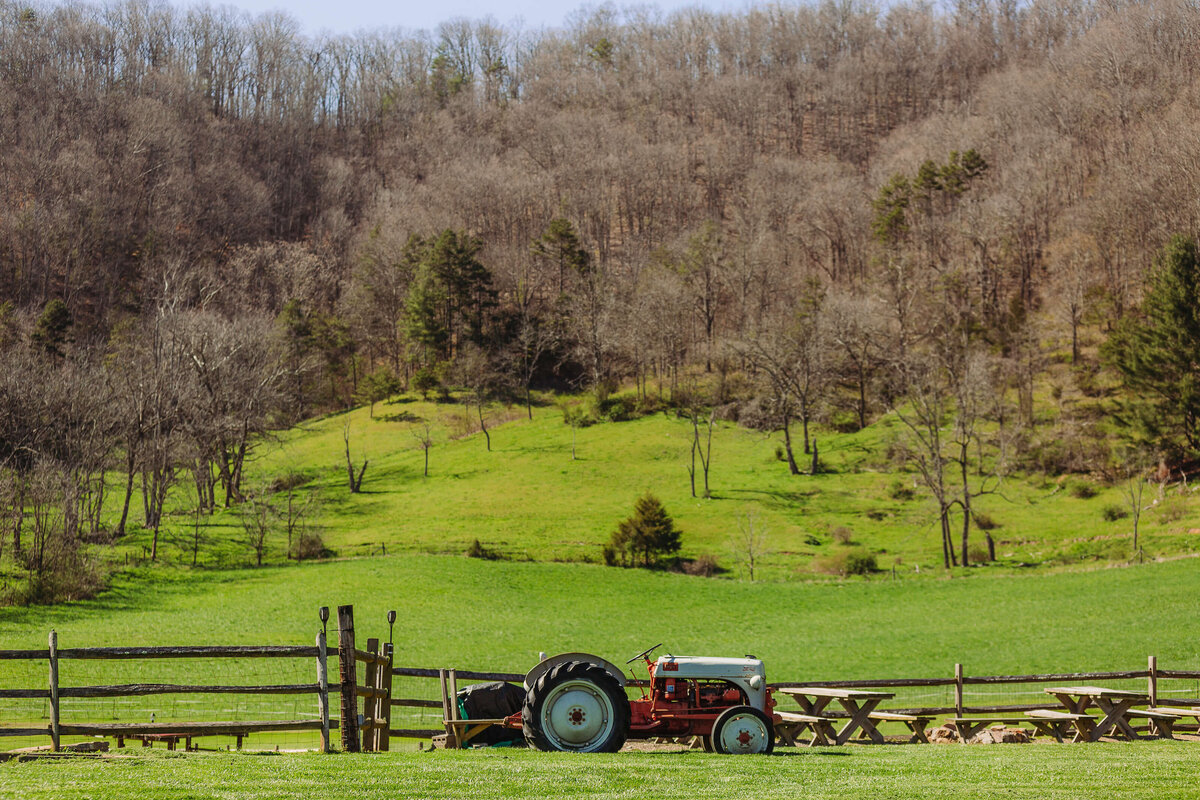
[378,411,423,424]
[721,487,821,506]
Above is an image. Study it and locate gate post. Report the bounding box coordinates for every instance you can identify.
[48,630,60,751]
[316,629,330,752]
[337,605,360,752]
[380,641,393,751]
[954,663,964,717]
[364,638,380,751]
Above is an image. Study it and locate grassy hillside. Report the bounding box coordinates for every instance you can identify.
[111,393,1200,581]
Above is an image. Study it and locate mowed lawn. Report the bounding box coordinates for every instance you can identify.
[2,743,1199,800]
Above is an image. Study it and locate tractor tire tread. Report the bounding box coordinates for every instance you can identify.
[522,660,630,753]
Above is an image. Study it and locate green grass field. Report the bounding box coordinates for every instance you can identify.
[2,553,1199,753]
[3,743,1199,799]
[4,394,1200,793]
[109,394,1200,581]
[5,554,1199,675]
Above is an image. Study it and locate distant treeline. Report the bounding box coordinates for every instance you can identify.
[2,0,1200,599]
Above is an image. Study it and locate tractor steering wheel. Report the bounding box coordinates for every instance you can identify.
[626,643,663,664]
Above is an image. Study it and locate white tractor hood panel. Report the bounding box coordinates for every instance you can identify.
[655,655,764,679]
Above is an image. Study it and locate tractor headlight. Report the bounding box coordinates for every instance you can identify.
[748,675,763,690]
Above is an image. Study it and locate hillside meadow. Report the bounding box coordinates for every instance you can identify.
[107,394,1200,582]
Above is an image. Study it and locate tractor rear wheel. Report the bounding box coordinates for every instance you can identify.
[522,661,630,753]
[711,705,775,755]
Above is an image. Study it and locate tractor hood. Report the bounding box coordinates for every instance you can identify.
[655,655,765,679]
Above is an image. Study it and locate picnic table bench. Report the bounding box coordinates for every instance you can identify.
[1024,709,1095,742]
[777,687,895,745]
[775,711,838,747]
[1044,686,1150,741]
[1126,708,1183,738]
[868,711,933,744]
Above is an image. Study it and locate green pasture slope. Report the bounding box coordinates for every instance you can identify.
[117,395,1200,579]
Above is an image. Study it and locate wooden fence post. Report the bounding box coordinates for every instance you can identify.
[449,669,460,750]
[438,669,456,749]
[365,637,380,751]
[316,631,330,753]
[380,642,393,752]
[954,663,964,717]
[48,630,60,752]
[337,605,360,752]
[1148,655,1158,706]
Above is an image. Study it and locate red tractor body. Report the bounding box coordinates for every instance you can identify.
[509,646,778,754]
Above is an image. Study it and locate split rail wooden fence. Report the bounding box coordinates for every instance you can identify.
[5,602,1200,752]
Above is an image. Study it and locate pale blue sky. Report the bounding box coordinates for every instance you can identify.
[222,0,750,35]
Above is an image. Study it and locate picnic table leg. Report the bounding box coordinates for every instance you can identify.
[1028,720,1063,743]
[775,724,798,747]
[952,720,983,743]
[835,699,884,745]
[809,721,834,747]
[907,719,929,744]
[1052,693,1088,715]
[1091,699,1138,740]
[1151,717,1175,739]
[1071,717,1095,743]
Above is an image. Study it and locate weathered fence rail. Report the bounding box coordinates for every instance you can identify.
[5,605,1199,753]
[0,628,339,752]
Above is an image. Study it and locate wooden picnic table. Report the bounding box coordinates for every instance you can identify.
[777,687,895,745]
[1043,686,1150,741]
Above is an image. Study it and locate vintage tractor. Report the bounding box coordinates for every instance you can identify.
[507,644,777,754]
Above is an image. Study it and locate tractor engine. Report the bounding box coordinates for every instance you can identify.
[650,655,769,712]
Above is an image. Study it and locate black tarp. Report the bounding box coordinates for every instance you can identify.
[456,682,525,746]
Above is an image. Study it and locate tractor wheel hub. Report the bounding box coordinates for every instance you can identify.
[543,685,610,746]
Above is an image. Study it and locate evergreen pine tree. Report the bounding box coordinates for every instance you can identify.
[1102,234,1200,458]
[606,493,682,567]
[30,299,73,359]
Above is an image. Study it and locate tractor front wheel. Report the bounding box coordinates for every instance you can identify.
[522,661,630,753]
[711,705,775,755]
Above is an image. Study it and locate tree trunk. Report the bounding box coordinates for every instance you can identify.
[478,402,491,451]
[857,365,868,429]
[960,449,972,567]
[939,507,953,569]
[781,414,800,476]
[11,478,23,556]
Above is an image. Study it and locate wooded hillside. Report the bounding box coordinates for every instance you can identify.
[3,0,1199,600]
